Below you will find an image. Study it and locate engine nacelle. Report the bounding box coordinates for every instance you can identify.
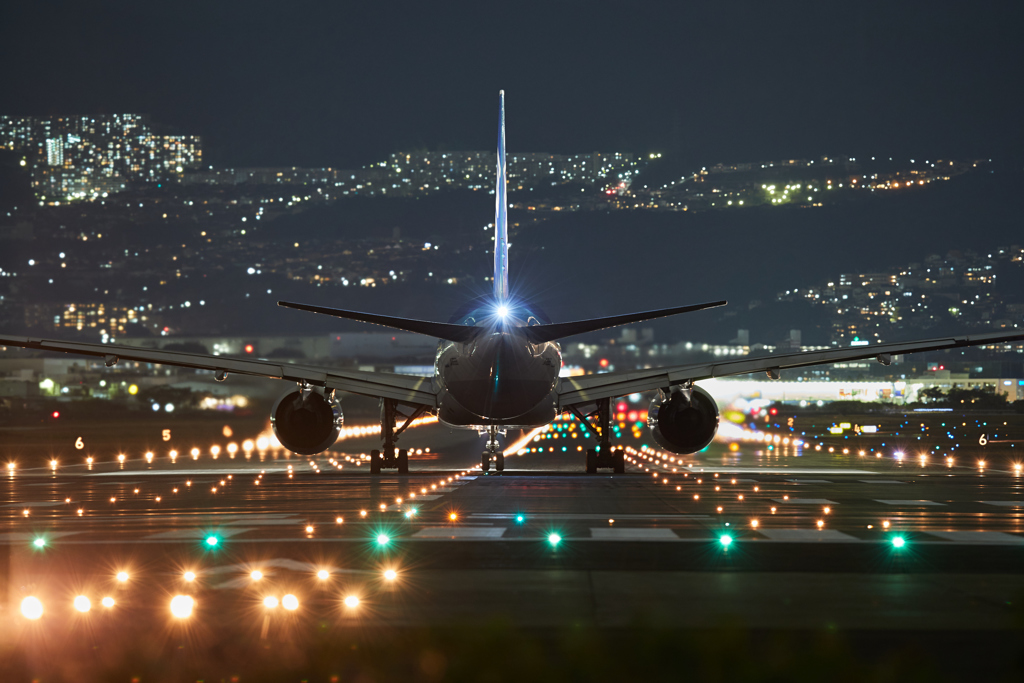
[271,390,343,455]
[647,385,719,454]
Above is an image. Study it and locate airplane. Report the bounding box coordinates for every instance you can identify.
[3,91,1023,474]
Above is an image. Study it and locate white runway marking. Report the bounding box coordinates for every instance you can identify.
[981,501,1024,507]
[88,467,292,476]
[1,501,66,508]
[758,529,862,543]
[926,531,1024,545]
[685,467,876,475]
[145,528,257,540]
[412,527,507,539]
[0,531,81,541]
[469,513,709,520]
[786,479,832,484]
[589,528,679,540]
[862,480,906,484]
[771,498,837,505]
[876,499,946,506]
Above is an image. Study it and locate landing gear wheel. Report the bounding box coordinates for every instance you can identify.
[370,449,381,474]
[397,448,409,474]
[613,448,625,474]
[496,452,505,471]
[585,448,597,474]
[481,452,491,472]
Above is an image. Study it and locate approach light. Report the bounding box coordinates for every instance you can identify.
[116,571,129,582]
[74,595,91,613]
[892,536,906,549]
[317,569,330,580]
[263,596,279,609]
[101,596,115,608]
[282,594,299,611]
[720,534,733,548]
[344,595,360,608]
[496,305,509,319]
[183,571,196,582]
[20,596,43,620]
[548,533,562,546]
[170,595,194,618]
[250,570,263,581]
[383,568,398,581]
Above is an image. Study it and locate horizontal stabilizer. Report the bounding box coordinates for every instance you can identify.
[523,300,727,344]
[278,301,481,342]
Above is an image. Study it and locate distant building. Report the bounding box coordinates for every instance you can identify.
[0,114,202,203]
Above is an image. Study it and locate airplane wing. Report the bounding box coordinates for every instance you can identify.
[557,330,1024,407]
[0,334,437,406]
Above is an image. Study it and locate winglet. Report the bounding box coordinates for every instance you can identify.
[494,90,509,302]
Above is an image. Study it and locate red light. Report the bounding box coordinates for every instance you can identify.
[51,411,60,419]
[599,359,609,368]
[770,408,778,415]
[627,411,638,422]
[616,402,627,412]
[244,344,254,354]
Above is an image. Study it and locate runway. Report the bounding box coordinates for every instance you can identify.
[2,419,1023,680]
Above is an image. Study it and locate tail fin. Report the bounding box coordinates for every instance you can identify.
[493,90,509,301]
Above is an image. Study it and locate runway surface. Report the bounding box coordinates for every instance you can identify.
[2,419,1023,680]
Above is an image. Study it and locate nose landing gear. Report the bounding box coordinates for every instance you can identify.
[481,426,504,472]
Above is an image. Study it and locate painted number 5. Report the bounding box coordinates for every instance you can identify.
[162,429,172,442]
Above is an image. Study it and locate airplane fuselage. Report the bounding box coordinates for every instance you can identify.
[434,307,561,429]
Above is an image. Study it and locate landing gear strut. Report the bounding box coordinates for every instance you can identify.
[481,426,504,473]
[569,398,625,474]
[370,399,429,475]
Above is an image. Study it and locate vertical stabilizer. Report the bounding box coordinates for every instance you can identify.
[493,90,509,301]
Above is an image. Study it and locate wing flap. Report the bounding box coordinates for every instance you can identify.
[0,334,437,405]
[558,330,1024,406]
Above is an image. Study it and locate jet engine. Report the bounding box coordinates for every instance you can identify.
[271,390,343,455]
[646,385,719,454]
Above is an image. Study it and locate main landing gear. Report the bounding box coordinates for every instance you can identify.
[481,426,504,473]
[370,398,430,475]
[569,398,625,474]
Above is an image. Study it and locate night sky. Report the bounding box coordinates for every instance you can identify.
[3,1,1022,170]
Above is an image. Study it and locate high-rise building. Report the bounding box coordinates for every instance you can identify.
[0,114,202,203]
